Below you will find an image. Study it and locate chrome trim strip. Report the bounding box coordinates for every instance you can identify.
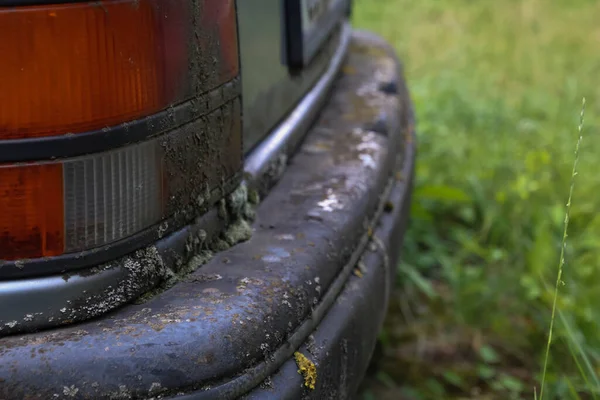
[244,21,351,194]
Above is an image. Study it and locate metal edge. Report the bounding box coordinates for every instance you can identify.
[244,21,351,196]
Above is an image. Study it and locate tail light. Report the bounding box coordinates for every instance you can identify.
[0,0,241,262]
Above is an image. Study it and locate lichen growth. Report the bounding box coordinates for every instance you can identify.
[264,153,288,189]
[294,351,317,390]
[223,219,253,246]
[227,183,248,216]
[247,188,260,205]
[217,199,228,220]
[135,183,256,303]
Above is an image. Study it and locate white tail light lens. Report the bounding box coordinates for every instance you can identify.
[63,142,164,252]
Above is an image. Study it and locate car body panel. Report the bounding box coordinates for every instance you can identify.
[285,0,349,67]
[237,0,346,153]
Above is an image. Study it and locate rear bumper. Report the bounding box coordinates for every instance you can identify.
[0,30,415,400]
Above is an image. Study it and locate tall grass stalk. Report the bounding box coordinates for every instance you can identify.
[539,98,586,400]
[559,309,600,397]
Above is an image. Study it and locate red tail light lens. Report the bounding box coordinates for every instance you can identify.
[0,0,239,140]
[1,0,172,139]
[201,0,239,81]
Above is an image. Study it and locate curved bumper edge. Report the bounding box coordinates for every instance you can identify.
[242,135,414,400]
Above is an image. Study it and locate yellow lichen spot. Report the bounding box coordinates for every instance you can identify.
[353,268,364,278]
[294,351,317,390]
[367,226,373,237]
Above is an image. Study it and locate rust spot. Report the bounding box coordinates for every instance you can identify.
[383,201,394,212]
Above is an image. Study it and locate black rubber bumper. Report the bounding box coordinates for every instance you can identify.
[0,30,415,400]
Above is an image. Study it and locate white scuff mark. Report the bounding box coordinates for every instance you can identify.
[272,247,291,258]
[359,154,377,170]
[317,189,344,212]
[356,82,378,97]
[262,255,281,263]
[275,233,295,241]
[63,385,79,397]
[357,141,379,152]
[351,127,365,136]
[149,382,162,395]
[361,131,377,142]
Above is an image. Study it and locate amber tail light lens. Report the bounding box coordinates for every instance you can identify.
[0,0,238,139]
[0,0,241,262]
[1,0,170,139]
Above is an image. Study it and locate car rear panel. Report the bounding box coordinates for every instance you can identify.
[237,0,348,152]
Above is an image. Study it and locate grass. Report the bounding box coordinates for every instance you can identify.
[540,98,585,400]
[352,0,599,399]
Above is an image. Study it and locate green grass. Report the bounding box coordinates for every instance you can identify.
[353,0,600,399]
[540,98,586,400]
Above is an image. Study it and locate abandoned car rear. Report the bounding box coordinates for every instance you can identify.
[0,1,415,398]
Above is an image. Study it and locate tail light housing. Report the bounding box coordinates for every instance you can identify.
[0,0,241,263]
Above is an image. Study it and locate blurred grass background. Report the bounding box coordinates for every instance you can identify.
[352,0,600,399]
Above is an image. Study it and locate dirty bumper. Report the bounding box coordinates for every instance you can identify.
[0,31,415,400]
